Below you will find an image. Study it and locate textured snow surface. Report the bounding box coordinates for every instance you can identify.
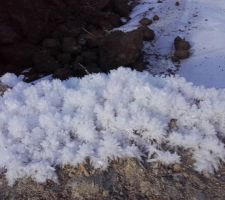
[119,0,225,88]
[1,68,225,184]
[178,0,225,88]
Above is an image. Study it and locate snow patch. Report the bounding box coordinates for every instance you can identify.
[0,73,23,87]
[120,0,225,88]
[178,0,225,88]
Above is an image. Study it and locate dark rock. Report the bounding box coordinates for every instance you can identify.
[174,50,190,59]
[172,36,191,61]
[174,36,191,50]
[153,15,160,21]
[171,55,180,63]
[175,2,180,6]
[139,18,152,26]
[99,29,143,71]
[142,27,155,41]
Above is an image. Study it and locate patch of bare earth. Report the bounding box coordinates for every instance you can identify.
[1,158,225,200]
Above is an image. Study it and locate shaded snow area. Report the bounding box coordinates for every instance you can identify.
[1,68,225,184]
[119,0,225,88]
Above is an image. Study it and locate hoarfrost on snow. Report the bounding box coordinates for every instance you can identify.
[1,68,225,184]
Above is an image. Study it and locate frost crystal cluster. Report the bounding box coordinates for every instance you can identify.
[0,68,225,184]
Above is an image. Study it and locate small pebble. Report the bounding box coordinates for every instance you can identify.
[173,164,182,173]
[139,18,152,26]
[153,15,160,21]
[175,2,180,6]
[202,170,210,179]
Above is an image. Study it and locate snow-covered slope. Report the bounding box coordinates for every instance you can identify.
[120,0,225,88]
[1,68,225,184]
[178,0,225,88]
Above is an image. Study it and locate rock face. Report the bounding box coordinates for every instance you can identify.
[99,29,144,71]
[0,0,142,79]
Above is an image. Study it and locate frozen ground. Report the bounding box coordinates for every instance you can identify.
[119,0,225,88]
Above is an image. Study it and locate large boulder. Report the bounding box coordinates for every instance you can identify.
[99,29,144,71]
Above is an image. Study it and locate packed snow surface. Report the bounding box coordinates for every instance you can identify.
[178,0,225,88]
[1,68,225,184]
[119,0,225,88]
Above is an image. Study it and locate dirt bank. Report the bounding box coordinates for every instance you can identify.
[0,0,149,81]
[1,158,225,200]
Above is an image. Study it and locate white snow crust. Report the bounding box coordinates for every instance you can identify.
[1,68,225,184]
[118,0,225,88]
